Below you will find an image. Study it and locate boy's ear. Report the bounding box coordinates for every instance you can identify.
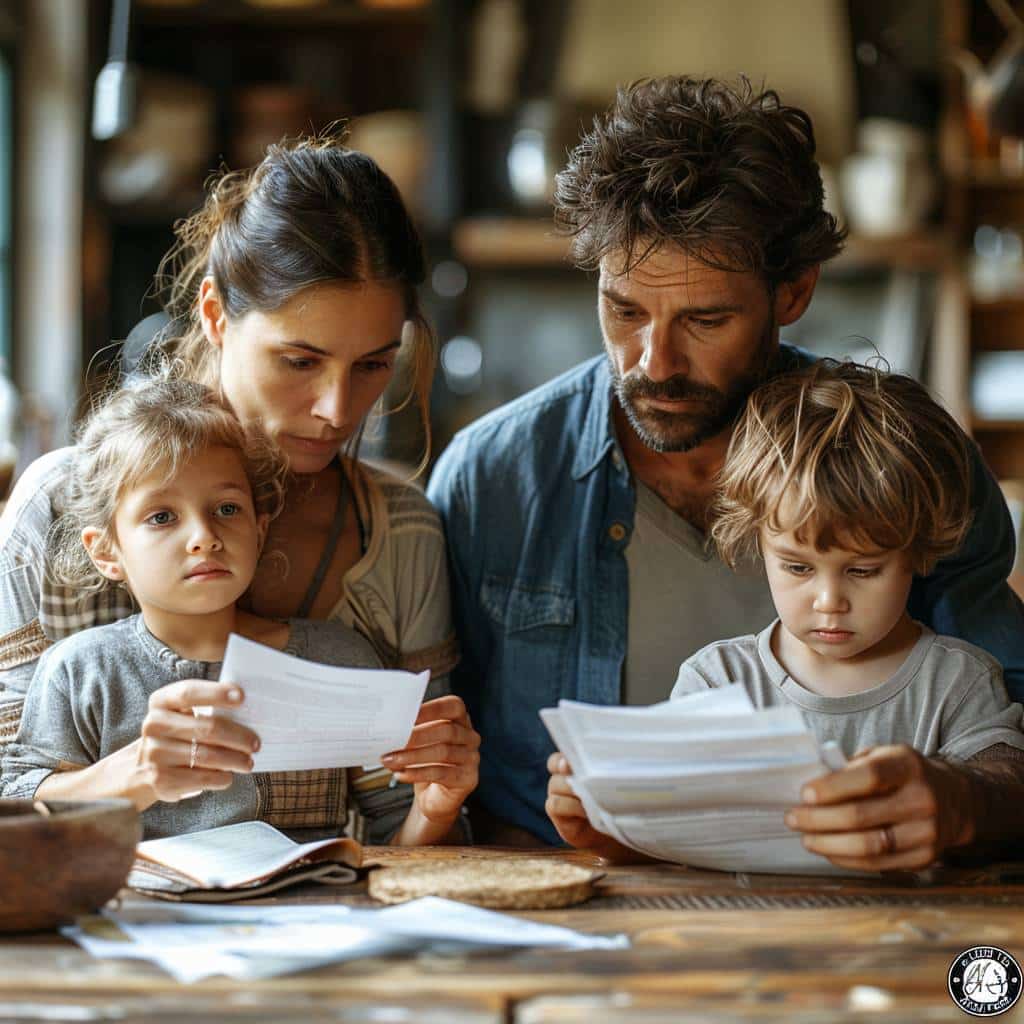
[81,527,125,582]
[198,276,228,351]
[773,266,820,327]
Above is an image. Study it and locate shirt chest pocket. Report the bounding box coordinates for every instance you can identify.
[481,575,576,764]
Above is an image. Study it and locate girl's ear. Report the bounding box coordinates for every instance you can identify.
[255,512,270,552]
[81,527,125,582]
[198,276,228,350]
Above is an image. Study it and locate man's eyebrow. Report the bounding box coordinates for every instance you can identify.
[281,339,402,358]
[599,287,638,306]
[598,287,741,315]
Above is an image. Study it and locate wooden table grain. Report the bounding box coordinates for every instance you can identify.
[2,845,1023,1022]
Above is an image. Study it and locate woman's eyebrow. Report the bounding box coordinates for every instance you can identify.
[280,340,401,357]
[360,340,402,357]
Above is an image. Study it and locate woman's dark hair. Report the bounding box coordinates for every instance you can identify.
[554,76,846,284]
[156,129,434,460]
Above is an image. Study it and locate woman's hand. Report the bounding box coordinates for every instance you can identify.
[545,752,641,863]
[130,680,259,810]
[381,695,480,841]
[784,744,973,872]
[35,680,259,812]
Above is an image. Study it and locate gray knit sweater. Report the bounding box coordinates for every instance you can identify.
[1,614,447,840]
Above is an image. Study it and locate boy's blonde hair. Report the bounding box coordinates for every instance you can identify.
[48,375,287,595]
[711,359,972,575]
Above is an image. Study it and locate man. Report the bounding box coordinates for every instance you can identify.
[428,77,1024,864]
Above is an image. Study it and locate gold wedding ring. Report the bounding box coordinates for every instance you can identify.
[189,736,199,770]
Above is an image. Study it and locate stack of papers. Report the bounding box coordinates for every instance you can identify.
[541,685,850,875]
[65,898,629,982]
[206,634,429,771]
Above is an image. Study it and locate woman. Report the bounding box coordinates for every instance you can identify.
[0,133,477,844]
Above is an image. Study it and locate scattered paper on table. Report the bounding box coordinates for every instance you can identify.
[64,897,628,982]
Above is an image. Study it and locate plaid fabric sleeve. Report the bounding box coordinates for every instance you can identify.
[253,768,352,835]
[38,583,135,643]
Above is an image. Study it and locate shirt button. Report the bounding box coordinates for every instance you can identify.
[611,448,623,469]
[608,522,627,542]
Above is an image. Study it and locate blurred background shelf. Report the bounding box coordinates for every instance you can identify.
[972,418,1024,431]
[451,220,957,272]
[451,217,570,267]
[834,231,954,270]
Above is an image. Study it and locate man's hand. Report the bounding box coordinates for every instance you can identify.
[545,752,640,863]
[785,744,973,872]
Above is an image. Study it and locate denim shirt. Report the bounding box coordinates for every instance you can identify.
[427,351,1024,845]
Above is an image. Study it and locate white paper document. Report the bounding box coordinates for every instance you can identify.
[209,633,429,771]
[64,897,629,982]
[135,820,359,889]
[542,685,853,875]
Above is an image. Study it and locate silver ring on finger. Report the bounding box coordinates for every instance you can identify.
[879,825,897,856]
[189,736,199,770]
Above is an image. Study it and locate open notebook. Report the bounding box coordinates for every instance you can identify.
[541,685,852,875]
[129,821,363,902]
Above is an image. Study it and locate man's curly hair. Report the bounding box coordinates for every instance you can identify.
[554,76,846,284]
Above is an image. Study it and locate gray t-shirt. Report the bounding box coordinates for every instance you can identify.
[623,481,776,705]
[670,620,1024,761]
[1,614,445,839]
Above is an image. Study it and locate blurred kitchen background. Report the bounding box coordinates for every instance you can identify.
[1,0,1023,591]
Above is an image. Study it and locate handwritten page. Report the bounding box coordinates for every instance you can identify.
[209,633,429,771]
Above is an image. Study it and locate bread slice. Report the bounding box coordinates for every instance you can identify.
[368,857,602,909]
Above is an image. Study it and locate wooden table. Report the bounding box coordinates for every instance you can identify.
[2,846,1024,1022]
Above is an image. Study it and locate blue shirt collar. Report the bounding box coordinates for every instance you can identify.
[571,357,618,481]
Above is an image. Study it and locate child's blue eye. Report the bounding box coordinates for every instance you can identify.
[146,510,175,526]
[217,502,240,517]
[847,567,881,578]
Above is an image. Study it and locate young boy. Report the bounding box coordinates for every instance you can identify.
[546,360,1024,870]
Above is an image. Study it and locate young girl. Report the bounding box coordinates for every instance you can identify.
[547,360,1024,871]
[1,377,479,841]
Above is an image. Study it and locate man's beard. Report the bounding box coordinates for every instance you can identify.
[609,320,777,454]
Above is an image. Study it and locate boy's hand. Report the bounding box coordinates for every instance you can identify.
[545,752,637,863]
[784,744,972,872]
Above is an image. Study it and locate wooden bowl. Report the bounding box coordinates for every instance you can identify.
[0,799,141,932]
